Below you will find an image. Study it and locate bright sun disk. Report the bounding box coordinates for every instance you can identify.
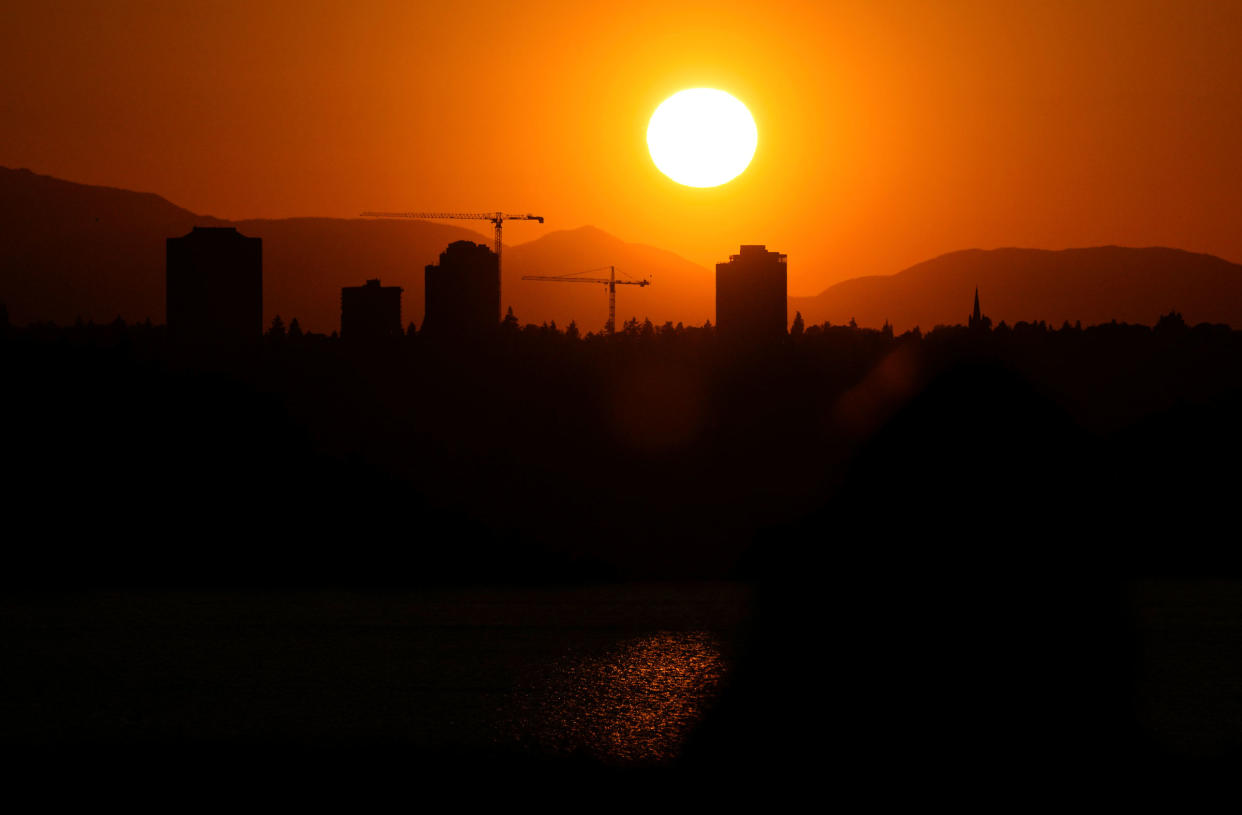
[647,89,757,188]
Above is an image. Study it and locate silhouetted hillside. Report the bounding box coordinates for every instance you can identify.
[10,168,1242,334]
[0,167,211,326]
[791,247,1242,330]
[0,167,486,331]
[0,167,716,333]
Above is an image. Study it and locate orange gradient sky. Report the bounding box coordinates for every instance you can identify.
[3,0,1241,295]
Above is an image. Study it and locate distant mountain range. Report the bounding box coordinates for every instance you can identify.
[3,165,1241,332]
[0,166,712,332]
[790,246,1242,330]
[0,166,483,332]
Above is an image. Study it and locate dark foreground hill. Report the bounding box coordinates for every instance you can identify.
[791,246,1242,330]
[6,315,1242,772]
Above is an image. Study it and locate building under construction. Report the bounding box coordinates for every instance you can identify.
[166,226,262,345]
[341,279,403,341]
[716,244,787,340]
[423,240,499,335]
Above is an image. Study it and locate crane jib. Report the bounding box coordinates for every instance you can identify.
[520,266,651,336]
[359,211,545,270]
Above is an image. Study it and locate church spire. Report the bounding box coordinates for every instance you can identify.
[968,287,990,331]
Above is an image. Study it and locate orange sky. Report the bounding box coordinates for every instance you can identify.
[3,0,1241,295]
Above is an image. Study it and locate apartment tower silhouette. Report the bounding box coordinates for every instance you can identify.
[423,240,499,335]
[341,279,403,340]
[166,226,262,345]
[716,244,787,340]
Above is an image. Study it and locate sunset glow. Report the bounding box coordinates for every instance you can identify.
[6,0,1242,776]
[5,2,1242,299]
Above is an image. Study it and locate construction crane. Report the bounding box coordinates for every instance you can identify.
[522,266,650,335]
[358,211,544,274]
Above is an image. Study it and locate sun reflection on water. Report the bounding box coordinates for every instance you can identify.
[510,631,729,765]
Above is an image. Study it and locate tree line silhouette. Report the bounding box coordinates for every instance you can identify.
[4,302,1240,585]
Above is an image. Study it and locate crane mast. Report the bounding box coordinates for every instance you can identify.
[522,266,651,335]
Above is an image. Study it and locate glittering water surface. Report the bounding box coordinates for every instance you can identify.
[508,631,730,764]
[0,583,752,758]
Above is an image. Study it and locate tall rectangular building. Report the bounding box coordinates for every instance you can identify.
[341,279,403,341]
[423,240,499,335]
[166,226,262,345]
[716,244,787,340]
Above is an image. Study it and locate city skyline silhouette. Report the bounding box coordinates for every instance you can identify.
[5,0,1242,794]
[7,166,1242,336]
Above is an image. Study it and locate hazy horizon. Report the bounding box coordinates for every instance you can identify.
[11,162,1241,299]
[5,1,1241,298]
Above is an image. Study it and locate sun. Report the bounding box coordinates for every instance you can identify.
[647,89,757,188]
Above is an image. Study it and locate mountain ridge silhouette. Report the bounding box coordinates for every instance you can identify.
[4,166,1242,332]
[0,166,714,332]
[0,166,488,332]
[790,245,1242,330]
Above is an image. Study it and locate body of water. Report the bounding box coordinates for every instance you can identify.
[0,583,753,764]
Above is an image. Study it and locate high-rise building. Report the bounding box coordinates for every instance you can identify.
[341,279,403,341]
[423,240,499,335]
[716,244,787,340]
[166,226,262,345]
